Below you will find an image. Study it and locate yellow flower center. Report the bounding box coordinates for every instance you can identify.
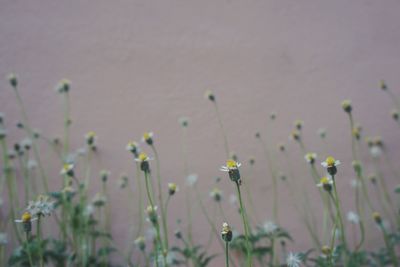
[222,223,231,234]
[22,212,32,222]
[168,183,177,191]
[138,153,148,162]
[226,160,237,169]
[320,176,330,185]
[86,131,96,138]
[63,164,71,171]
[325,156,336,167]
[143,132,151,140]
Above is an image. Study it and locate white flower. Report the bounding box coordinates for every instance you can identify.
[220,160,241,172]
[321,157,340,168]
[263,221,278,234]
[186,174,198,187]
[27,160,37,170]
[60,163,74,176]
[134,152,153,163]
[286,252,302,267]
[304,153,317,164]
[0,233,7,245]
[142,132,154,143]
[316,176,333,188]
[126,141,139,152]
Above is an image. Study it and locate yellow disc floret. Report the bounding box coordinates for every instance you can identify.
[22,212,32,222]
[138,152,148,162]
[226,160,237,169]
[320,176,330,185]
[143,132,151,141]
[325,156,336,167]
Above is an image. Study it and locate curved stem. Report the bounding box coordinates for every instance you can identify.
[235,181,252,267]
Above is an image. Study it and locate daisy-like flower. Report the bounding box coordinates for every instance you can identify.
[270,112,277,121]
[60,163,74,177]
[290,130,301,141]
[347,211,360,224]
[134,236,146,251]
[126,141,139,157]
[321,156,340,176]
[168,183,179,196]
[85,131,97,148]
[55,79,71,93]
[142,132,154,145]
[209,187,223,202]
[370,145,382,158]
[352,127,361,140]
[317,176,333,192]
[15,212,37,233]
[263,221,278,234]
[27,159,37,170]
[186,174,198,187]
[286,252,302,267]
[221,222,232,242]
[304,153,317,164]
[135,152,152,172]
[372,212,382,225]
[220,160,242,183]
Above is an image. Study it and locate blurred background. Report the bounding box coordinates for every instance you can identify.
[1,0,400,265]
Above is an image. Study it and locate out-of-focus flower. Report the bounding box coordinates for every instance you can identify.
[263,221,278,234]
[209,188,223,202]
[317,176,333,192]
[347,211,360,224]
[304,153,317,165]
[286,252,302,267]
[186,174,198,187]
[221,222,232,242]
[168,183,179,196]
[142,132,154,145]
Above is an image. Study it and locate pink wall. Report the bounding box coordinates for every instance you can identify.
[1,0,400,265]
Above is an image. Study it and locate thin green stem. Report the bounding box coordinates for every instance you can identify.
[225,241,230,267]
[235,181,252,267]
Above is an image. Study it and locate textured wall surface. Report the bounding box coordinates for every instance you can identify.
[1,0,400,265]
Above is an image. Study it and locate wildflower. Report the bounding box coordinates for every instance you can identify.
[286,252,302,267]
[255,132,261,139]
[321,156,340,176]
[341,99,352,113]
[304,153,317,164]
[372,212,382,225]
[146,205,158,224]
[209,188,223,202]
[60,163,74,177]
[142,132,154,145]
[380,80,387,91]
[204,90,215,102]
[186,174,198,187]
[84,204,95,216]
[174,230,182,239]
[290,130,300,141]
[249,157,255,166]
[85,131,97,148]
[347,211,360,224]
[92,193,107,207]
[15,212,37,233]
[7,73,18,88]
[370,145,382,158]
[26,195,55,217]
[135,236,146,251]
[0,233,7,245]
[318,128,327,139]
[168,183,179,196]
[391,109,399,121]
[220,160,241,183]
[135,152,152,172]
[221,222,233,242]
[55,79,71,93]
[100,170,110,183]
[126,141,140,157]
[178,117,189,127]
[294,120,303,130]
[270,112,277,121]
[317,176,333,192]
